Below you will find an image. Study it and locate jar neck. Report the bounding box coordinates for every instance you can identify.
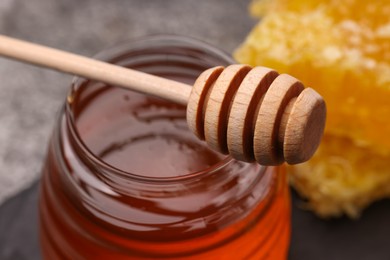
[50,35,279,245]
[61,101,268,199]
[64,112,253,189]
[63,35,260,187]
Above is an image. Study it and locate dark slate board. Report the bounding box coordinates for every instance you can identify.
[0,181,41,260]
[1,181,389,260]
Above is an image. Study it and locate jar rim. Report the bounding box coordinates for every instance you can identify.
[65,35,263,183]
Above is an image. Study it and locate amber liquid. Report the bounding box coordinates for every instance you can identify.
[75,83,225,177]
[39,81,290,259]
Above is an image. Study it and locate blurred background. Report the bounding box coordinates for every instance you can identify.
[1,0,390,259]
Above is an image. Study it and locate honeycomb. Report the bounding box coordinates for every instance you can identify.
[235,0,390,217]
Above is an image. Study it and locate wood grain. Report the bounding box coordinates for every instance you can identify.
[227,67,278,161]
[253,74,304,165]
[204,65,251,153]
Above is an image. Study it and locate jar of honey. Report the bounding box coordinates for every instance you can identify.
[39,35,291,259]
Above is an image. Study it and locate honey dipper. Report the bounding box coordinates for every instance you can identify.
[0,34,326,166]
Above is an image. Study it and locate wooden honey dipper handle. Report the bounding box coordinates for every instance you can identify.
[0,35,326,166]
[0,35,191,105]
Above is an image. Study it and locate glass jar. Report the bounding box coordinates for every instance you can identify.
[39,35,291,259]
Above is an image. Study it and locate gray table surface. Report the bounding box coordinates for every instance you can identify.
[0,0,255,205]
